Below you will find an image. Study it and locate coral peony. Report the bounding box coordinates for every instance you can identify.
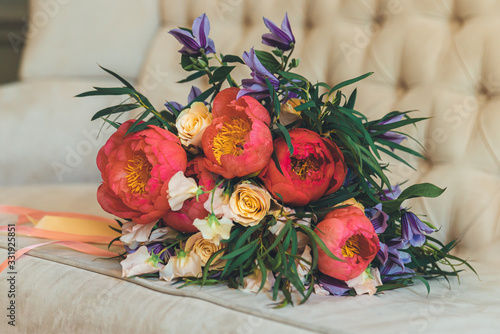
[202,87,273,179]
[165,157,216,233]
[97,120,187,224]
[259,128,346,206]
[315,206,380,281]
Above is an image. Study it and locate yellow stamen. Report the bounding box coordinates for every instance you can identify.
[342,234,362,258]
[290,156,320,180]
[212,117,252,164]
[125,154,152,194]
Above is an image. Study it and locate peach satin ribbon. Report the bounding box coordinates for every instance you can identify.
[0,205,122,273]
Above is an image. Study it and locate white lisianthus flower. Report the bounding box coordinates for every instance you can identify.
[159,251,202,282]
[313,284,330,296]
[268,200,314,235]
[346,267,383,296]
[193,214,233,246]
[167,171,202,211]
[296,245,312,283]
[175,102,212,149]
[120,246,163,277]
[120,222,156,249]
[204,187,234,219]
[185,232,226,269]
[149,226,178,243]
[240,266,275,293]
[229,182,271,226]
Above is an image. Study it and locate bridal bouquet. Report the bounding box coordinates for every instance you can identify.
[78,13,472,306]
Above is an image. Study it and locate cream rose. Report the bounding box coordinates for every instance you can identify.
[185,232,225,268]
[279,98,305,126]
[336,197,365,212]
[175,102,212,148]
[229,182,271,226]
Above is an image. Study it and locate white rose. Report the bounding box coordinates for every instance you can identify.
[175,102,212,148]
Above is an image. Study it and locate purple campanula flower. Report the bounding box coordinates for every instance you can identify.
[379,238,414,282]
[124,242,170,262]
[165,86,204,113]
[401,211,435,247]
[317,273,351,296]
[365,203,388,233]
[238,48,280,99]
[380,261,415,283]
[262,13,295,51]
[380,184,401,201]
[372,114,406,148]
[378,239,410,266]
[169,14,215,56]
[147,242,169,262]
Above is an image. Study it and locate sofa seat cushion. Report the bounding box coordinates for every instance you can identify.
[0,184,498,333]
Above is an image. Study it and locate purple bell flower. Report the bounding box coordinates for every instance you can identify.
[165,86,203,113]
[317,273,351,296]
[262,13,295,51]
[238,47,280,99]
[378,239,410,266]
[169,14,215,56]
[401,211,435,247]
[365,203,388,234]
[372,114,406,148]
[380,261,415,283]
[380,184,402,201]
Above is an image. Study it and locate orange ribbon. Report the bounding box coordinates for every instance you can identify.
[0,205,122,273]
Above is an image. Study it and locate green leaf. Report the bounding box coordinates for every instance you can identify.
[293,100,315,112]
[276,123,294,156]
[370,117,429,132]
[181,54,195,71]
[91,103,139,121]
[99,65,135,90]
[221,55,245,64]
[186,86,216,108]
[382,183,446,212]
[255,50,281,73]
[209,66,235,84]
[102,118,120,129]
[299,224,343,262]
[413,275,431,295]
[177,70,206,83]
[257,258,268,292]
[271,150,285,176]
[345,88,357,109]
[277,71,308,83]
[221,239,259,260]
[329,72,373,96]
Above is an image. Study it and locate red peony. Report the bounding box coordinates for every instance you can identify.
[315,206,380,281]
[97,120,187,224]
[164,157,216,233]
[202,87,273,179]
[258,128,346,206]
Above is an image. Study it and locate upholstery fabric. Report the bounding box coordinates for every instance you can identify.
[1,0,499,333]
[0,185,499,333]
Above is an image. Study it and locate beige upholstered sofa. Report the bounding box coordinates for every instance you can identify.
[1,0,499,333]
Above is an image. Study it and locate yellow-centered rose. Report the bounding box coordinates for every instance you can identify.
[175,102,212,148]
[229,182,271,226]
[185,232,225,268]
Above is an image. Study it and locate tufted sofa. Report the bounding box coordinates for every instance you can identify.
[1,0,499,333]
